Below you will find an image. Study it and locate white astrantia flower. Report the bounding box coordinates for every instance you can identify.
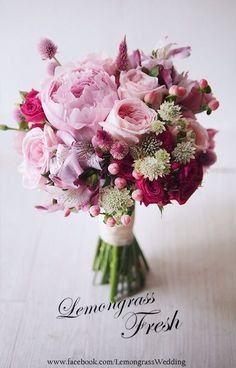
[134,149,171,181]
[150,120,166,134]
[172,141,196,164]
[100,186,133,215]
[158,101,182,122]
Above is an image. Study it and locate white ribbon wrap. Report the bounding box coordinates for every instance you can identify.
[99,214,135,246]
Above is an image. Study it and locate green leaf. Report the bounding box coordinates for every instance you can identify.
[166,95,176,103]
[19,91,28,101]
[149,66,159,77]
[158,205,164,215]
[203,85,212,94]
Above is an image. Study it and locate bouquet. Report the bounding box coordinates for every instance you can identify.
[0,37,219,302]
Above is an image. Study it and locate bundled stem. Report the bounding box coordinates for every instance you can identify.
[92,236,149,302]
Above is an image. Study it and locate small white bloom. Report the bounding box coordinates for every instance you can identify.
[134,149,170,181]
[172,141,196,164]
[158,101,181,122]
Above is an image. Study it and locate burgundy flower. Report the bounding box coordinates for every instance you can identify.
[20,89,46,123]
[136,177,170,206]
[112,155,134,182]
[158,127,174,152]
[168,159,203,205]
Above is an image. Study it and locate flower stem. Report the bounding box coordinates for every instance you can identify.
[110,246,119,302]
[53,56,61,66]
[0,124,27,132]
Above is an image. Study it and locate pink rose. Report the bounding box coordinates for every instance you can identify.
[101,98,156,144]
[40,64,118,137]
[118,69,166,103]
[20,89,46,123]
[19,126,58,189]
[186,118,209,151]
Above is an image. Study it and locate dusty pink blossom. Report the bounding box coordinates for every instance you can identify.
[38,38,57,60]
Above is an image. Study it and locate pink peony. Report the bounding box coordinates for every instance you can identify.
[101,98,156,144]
[13,132,26,155]
[40,64,118,137]
[118,69,167,104]
[20,89,46,123]
[19,126,59,189]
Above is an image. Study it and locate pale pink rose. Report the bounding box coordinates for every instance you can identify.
[118,69,166,101]
[40,63,118,137]
[19,126,59,189]
[187,118,209,151]
[101,98,156,144]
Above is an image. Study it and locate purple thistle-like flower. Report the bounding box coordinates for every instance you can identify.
[116,36,129,71]
[47,61,58,76]
[111,141,129,160]
[38,38,57,60]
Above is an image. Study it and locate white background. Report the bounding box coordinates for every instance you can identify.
[0,1,236,367]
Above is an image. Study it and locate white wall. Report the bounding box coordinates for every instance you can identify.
[0,0,235,169]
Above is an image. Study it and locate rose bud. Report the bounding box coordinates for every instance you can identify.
[89,205,100,217]
[108,163,119,175]
[114,177,127,189]
[199,79,208,89]
[106,217,116,227]
[132,189,143,202]
[121,214,132,226]
[208,99,219,111]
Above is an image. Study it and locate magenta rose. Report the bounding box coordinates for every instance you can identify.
[101,98,156,144]
[168,159,203,205]
[40,63,118,137]
[20,89,46,123]
[136,177,169,206]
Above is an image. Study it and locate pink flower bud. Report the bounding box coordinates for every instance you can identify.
[132,189,143,202]
[106,217,116,227]
[89,205,100,217]
[121,214,132,226]
[114,177,127,189]
[47,61,58,76]
[144,91,158,105]
[199,79,208,89]
[108,163,119,175]
[64,208,71,217]
[169,85,179,95]
[208,99,219,111]
[177,86,186,98]
[132,170,142,180]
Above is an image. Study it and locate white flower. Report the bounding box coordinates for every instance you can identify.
[158,101,181,122]
[100,186,133,215]
[172,141,196,164]
[134,149,170,181]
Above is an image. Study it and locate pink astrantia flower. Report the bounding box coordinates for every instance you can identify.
[38,38,57,60]
[19,125,59,189]
[110,141,129,160]
[101,98,156,144]
[40,64,118,137]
